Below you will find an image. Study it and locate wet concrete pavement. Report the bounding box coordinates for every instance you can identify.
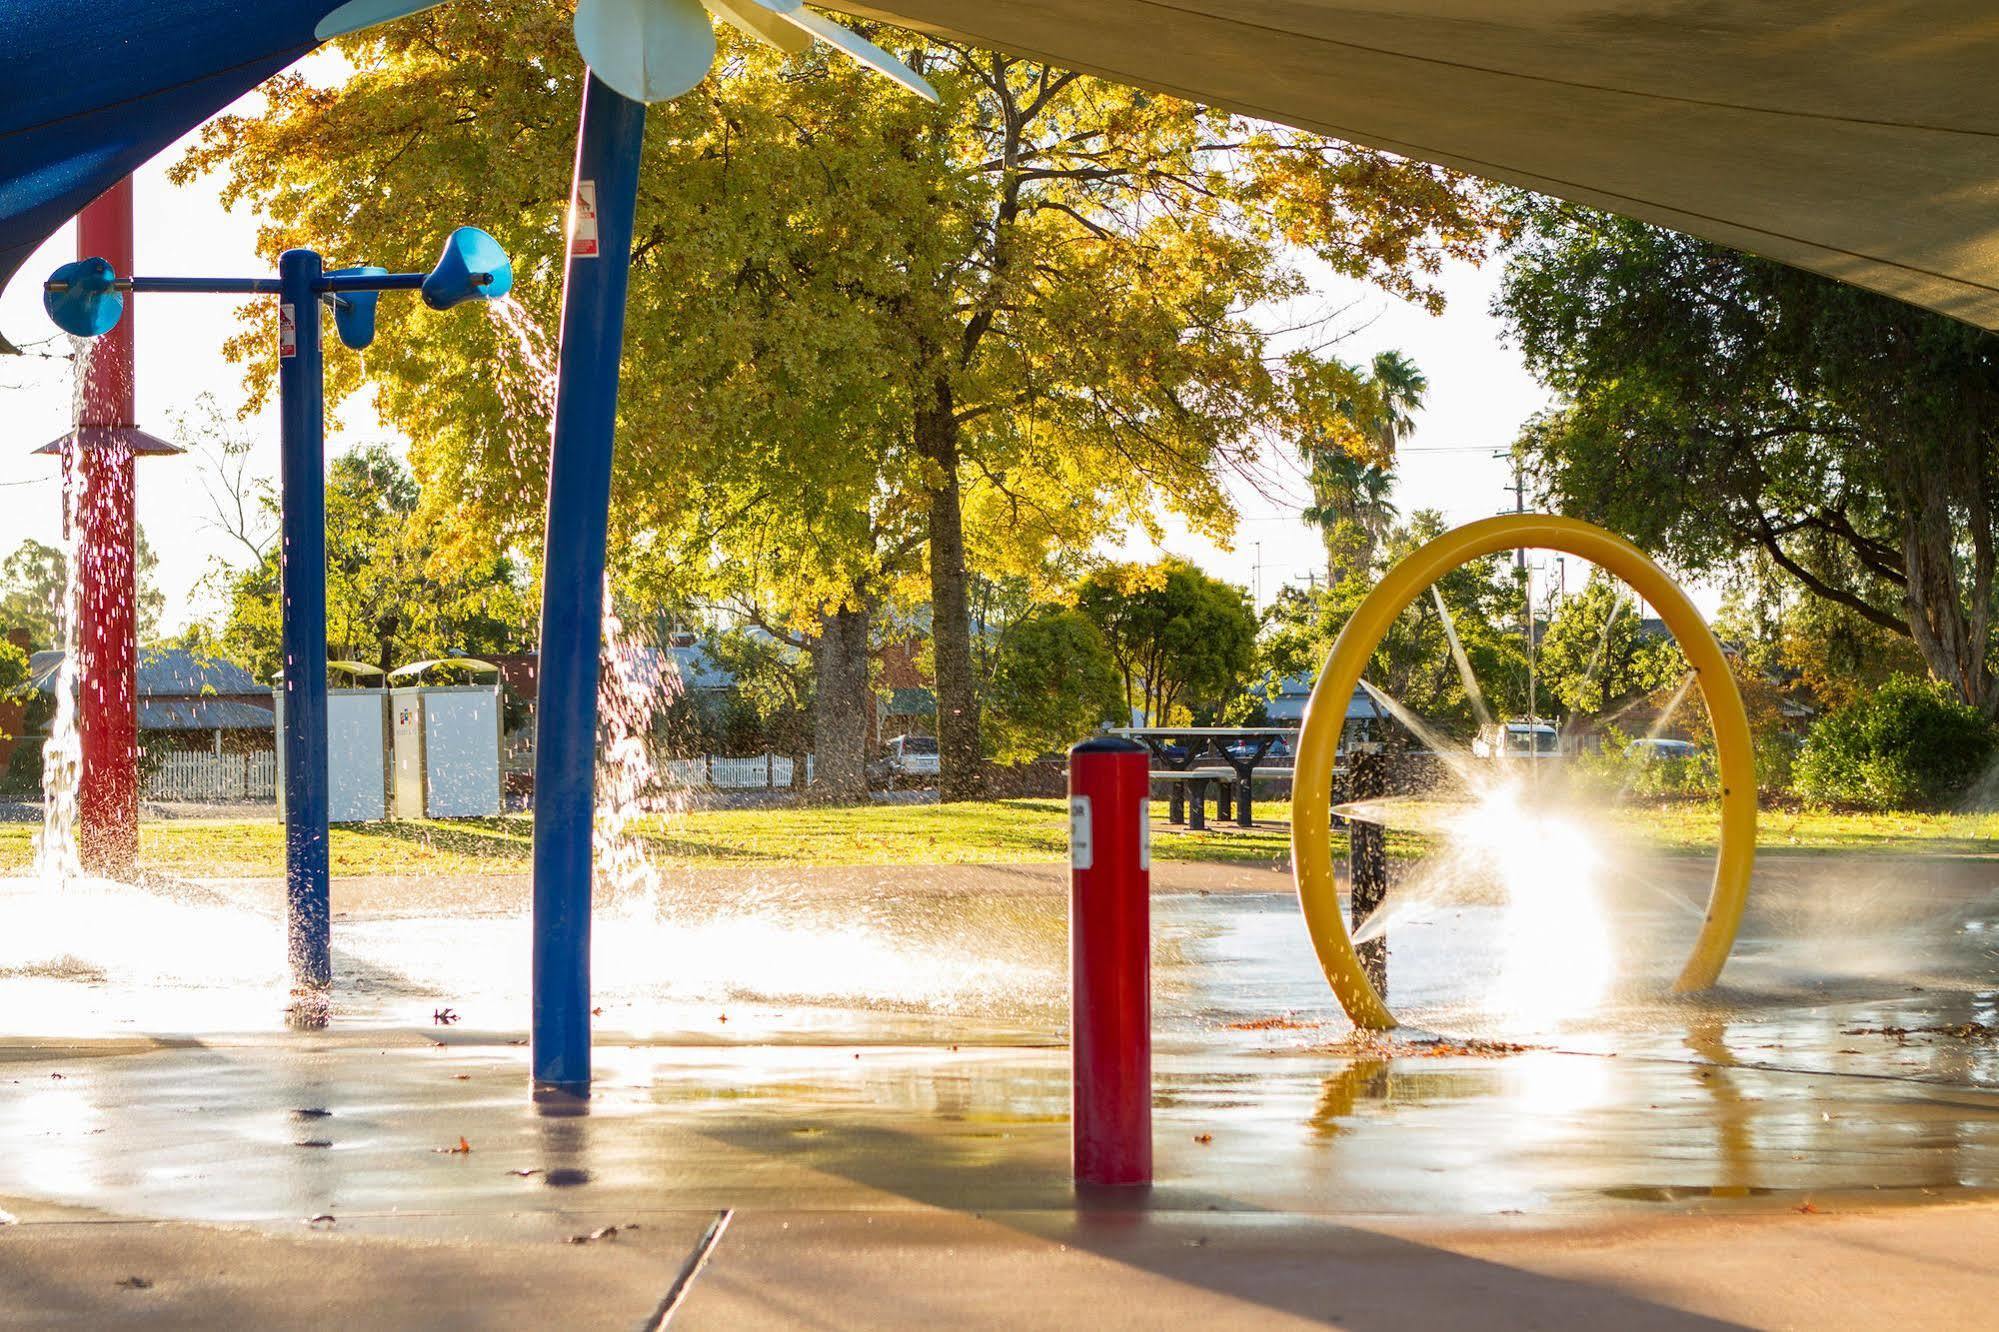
[4,852,1999,1326]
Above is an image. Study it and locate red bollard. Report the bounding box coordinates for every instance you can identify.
[1069,735,1152,1187]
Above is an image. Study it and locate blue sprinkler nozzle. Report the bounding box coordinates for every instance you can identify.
[327,266,389,350]
[44,257,125,337]
[421,226,513,311]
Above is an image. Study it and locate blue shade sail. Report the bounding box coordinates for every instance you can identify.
[0,1,338,295]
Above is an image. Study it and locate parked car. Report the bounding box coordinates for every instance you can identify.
[1625,737,1700,762]
[1223,736,1291,762]
[870,733,941,789]
[1471,720,1562,760]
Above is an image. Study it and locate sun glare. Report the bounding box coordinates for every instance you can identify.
[1452,781,1616,1025]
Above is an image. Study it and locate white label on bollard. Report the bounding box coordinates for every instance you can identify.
[1139,805,1150,871]
[572,180,600,257]
[1070,795,1093,870]
[278,303,297,358]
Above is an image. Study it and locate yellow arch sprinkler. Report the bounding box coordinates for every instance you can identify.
[1291,514,1758,1030]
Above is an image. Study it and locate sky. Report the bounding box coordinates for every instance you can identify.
[0,66,1576,637]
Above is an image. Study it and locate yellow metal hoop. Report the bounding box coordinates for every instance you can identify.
[1291,514,1757,1030]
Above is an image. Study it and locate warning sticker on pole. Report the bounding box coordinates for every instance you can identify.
[571,179,600,258]
[1069,795,1093,870]
[278,303,297,358]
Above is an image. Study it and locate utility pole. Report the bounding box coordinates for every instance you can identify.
[1252,540,1263,607]
[1499,450,1536,740]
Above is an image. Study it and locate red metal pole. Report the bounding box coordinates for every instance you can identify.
[1069,734,1152,1187]
[73,177,140,876]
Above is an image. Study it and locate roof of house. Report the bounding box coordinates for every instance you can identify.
[138,698,275,732]
[1264,682,1388,725]
[30,647,266,699]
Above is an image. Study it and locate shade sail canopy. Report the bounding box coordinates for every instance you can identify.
[847,0,1999,327]
[0,1,324,294]
[3,2,1998,325]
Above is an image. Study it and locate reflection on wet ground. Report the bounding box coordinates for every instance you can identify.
[2,853,1998,1223]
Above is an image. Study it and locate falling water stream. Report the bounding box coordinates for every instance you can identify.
[29,338,94,883]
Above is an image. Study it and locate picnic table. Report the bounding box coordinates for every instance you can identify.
[1110,727,1299,830]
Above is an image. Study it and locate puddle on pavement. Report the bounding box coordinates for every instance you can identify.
[4,856,1999,1218]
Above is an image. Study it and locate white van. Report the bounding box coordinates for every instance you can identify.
[1472,720,1562,760]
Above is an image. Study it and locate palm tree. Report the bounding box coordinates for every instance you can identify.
[1300,351,1426,586]
[1364,350,1426,456]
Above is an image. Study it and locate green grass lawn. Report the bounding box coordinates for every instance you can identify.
[0,796,1990,878]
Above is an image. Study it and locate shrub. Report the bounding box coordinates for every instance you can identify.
[1570,725,1718,799]
[1793,676,1995,810]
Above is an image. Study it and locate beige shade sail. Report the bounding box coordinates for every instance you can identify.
[843,1,1999,327]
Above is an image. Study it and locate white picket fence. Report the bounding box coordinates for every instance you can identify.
[503,738,817,791]
[662,754,815,790]
[144,749,278,802]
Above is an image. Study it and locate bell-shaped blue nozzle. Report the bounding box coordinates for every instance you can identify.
[328,266,389,350]
[44,257,125,337]
[421,226,513,311]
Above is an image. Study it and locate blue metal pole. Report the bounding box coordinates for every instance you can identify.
[531,73,647,1094]
[278,247,332,990]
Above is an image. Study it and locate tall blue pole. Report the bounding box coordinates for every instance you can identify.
[531,74,647,1094]
[277,247,331,990]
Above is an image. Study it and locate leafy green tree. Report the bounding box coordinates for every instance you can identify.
[1498,203,1999,714]
[1076,559,1258,725]
[1537,573,1686,719]
[695,629,814,784]
[1260,510,1527,740]
[1,533,164,649]
[1711,558,1926,716]
[0,636,28,706]
[981,607,1124,762]
[219,445,535,679]
[0,540,62,650]
[175,1,1506,802]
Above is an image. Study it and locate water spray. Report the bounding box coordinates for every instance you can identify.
[1291,513,1758,1030]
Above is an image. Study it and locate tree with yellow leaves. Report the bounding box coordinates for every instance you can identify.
[177,2,1503,799]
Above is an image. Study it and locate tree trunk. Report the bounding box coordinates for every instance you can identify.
[918,385,985,801]
[810,602,872,804]
[1897,465,1993,714]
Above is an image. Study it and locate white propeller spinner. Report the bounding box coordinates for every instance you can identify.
[316,0,937,105]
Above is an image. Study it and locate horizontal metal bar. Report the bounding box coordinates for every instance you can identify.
[49,271,494,297]
[315,271,426,294]
[127,275,283,295]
